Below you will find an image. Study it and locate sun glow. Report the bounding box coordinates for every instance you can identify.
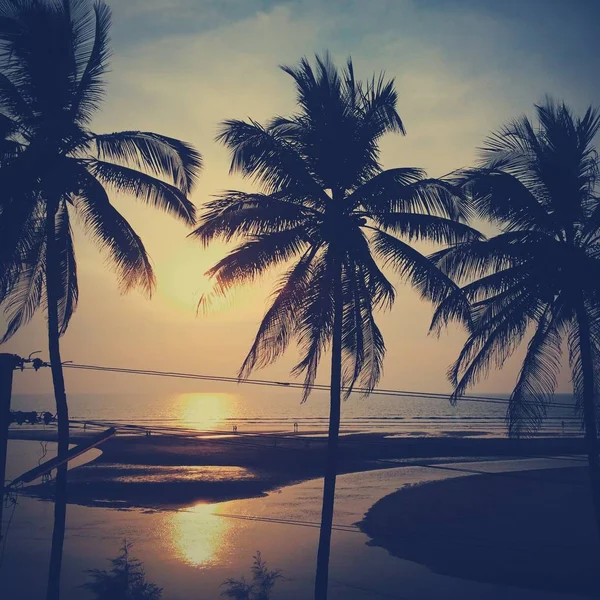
[156,257,211,313]
[175,392,235,431]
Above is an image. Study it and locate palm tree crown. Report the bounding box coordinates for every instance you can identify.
[194,54,478,398]
[0,0,202,340]
[433,100,600,436]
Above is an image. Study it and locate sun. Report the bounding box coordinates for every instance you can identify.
[174,392,236,432]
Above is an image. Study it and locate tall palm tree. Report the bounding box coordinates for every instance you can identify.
[431,100,600,537]
[0,2,201,598]
[193,54,478,600]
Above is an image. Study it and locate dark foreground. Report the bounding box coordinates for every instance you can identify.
[360,466,600,597]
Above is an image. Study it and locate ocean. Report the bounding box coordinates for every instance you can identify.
[11,384,581,437]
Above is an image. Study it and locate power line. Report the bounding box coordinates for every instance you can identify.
[30,361,578,410]
[213,512,359,532]
[211,505,596,551]
[373,457,589,488]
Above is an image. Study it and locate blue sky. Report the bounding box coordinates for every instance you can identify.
[110,0,600,106]
[5,0,600,396]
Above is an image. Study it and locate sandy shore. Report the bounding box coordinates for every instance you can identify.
[359,466,600,597]
[9,428,589,509]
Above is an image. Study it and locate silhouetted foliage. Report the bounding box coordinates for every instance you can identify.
[83,542,162,600]
[221,552,282,600]
[433,98,600,536]
[195,52,476,600]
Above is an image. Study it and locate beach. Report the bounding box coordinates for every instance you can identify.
[8,428,589,508]
[360,465,600,597]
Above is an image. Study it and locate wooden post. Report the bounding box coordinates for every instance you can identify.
[0,353,19,540]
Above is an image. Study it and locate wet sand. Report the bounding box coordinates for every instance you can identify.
[359,466,600,597]
[10,429,588,509]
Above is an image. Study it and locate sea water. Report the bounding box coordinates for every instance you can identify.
[10,385,580,437]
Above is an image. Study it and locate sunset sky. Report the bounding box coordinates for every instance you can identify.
[4,0,600,396]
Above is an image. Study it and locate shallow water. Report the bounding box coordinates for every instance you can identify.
[0,441,588,600]
[4,439,102,484]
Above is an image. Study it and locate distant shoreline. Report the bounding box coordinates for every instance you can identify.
[9,429,589,509]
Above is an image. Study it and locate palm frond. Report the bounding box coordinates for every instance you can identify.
[191,191,314,247]
[341,262,385,395]
[0,196,40,301]
[355,172,469,222]
[94,131,202,194]
[280,52,344,126]
[443,100,600,438]
[278,54,407,191]
[449,292,542,403]
[507,304,565,437]
[73,169,155,295]
[0,217,46,343]
[203,227,309,303]
[0,72,33,124]
[0,0,81,120]
[54,199,78,335]
[341,263,366,397]
[479,114,540,172]
[360,71,405,137]
[448,271,530,337]
[70,0,111,124]
[346,227,395,310]
[456,168,554,231]
[430,231,543,285]
[86,158,196,225]
[568,302,600,426]
[347,167,425,209]
[372,212,482,245]
[371,228,466,306]
[430,255,529,336]
[239,246,321,378]
[217,118,327,202]
[533,100,598,227]
[291,252,334,402]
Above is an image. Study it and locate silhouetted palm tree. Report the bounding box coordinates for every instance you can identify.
[193,54,478,600]
[0,2,201,598]
[432,99,600,537]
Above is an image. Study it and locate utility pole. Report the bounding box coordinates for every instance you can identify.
[0,353,20,540]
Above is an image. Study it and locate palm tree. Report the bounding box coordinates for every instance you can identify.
[431,99,600,537]
[193,54,478,600]
[0,2,201,598]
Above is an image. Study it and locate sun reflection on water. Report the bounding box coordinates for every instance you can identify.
[167,502,234,567]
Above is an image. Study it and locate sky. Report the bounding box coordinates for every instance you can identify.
[4,0,600,397]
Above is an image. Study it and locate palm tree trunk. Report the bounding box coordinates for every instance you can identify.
[314,256,343,600]
[576,303,600,541]
[45,200,70,600]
